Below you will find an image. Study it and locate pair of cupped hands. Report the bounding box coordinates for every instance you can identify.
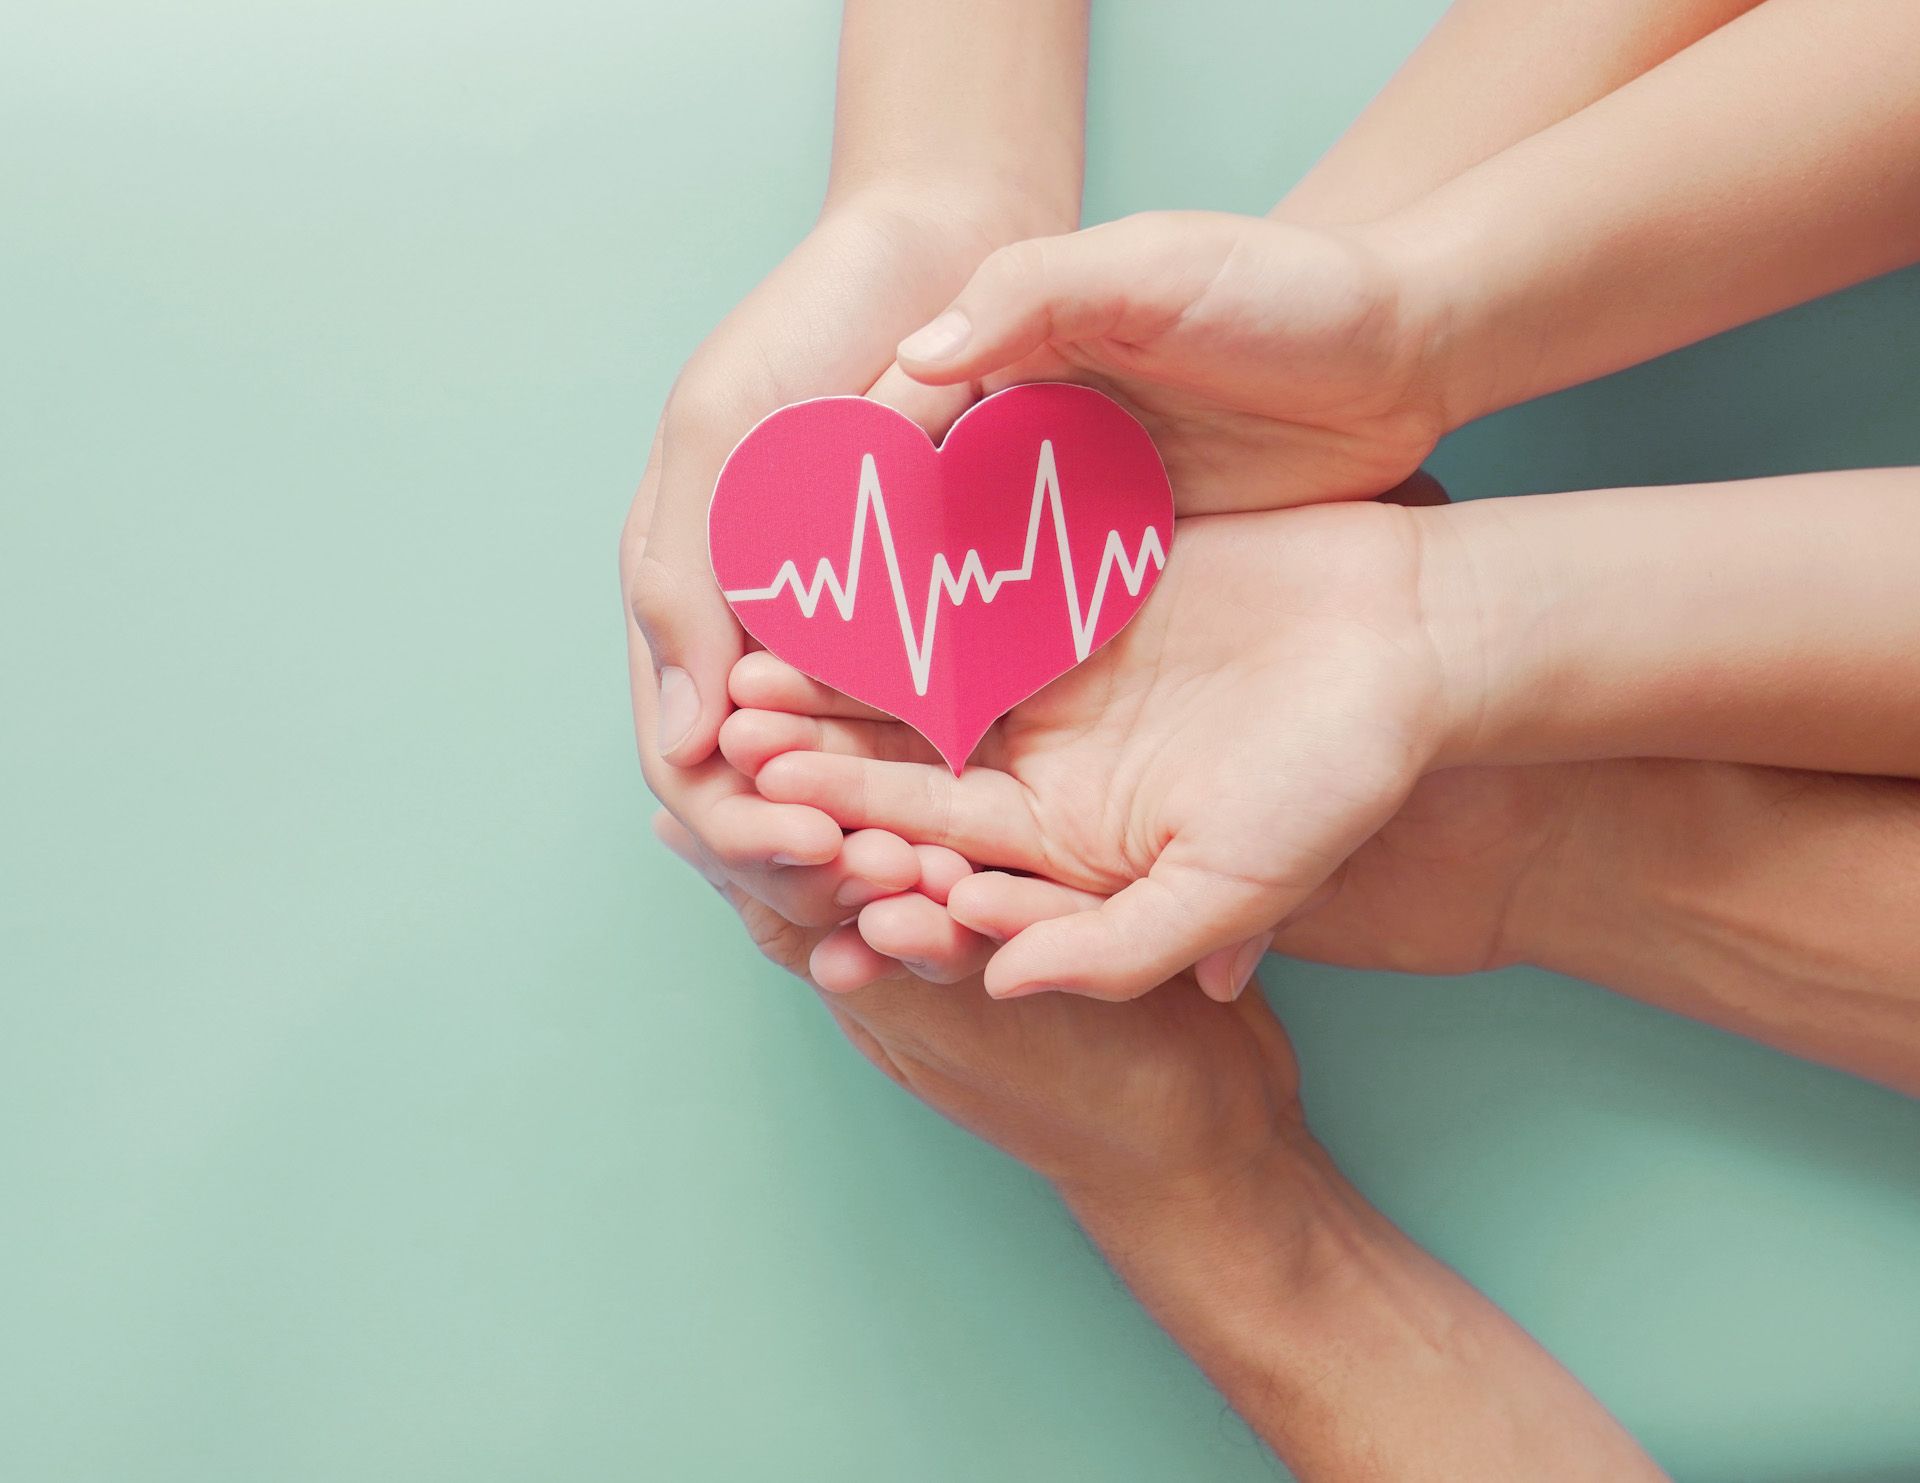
[628,196,1582,1018]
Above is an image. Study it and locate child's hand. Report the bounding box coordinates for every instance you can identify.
[722,500,1485,1002]
[888,210,1450,512]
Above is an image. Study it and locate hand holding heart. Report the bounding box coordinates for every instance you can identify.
[725,499,1473,1003]
[889,210,1451,512]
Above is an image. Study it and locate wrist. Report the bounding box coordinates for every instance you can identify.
[1408,499,1539,772]
[823,169,1079,249]
[1353,200,1502,438]
[1060,1127,1398,1363]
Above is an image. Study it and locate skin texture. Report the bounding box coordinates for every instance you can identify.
[622,1,1089,930]
[636,0,1920,1467]
[732,501,1450,1001]
[737,470,1920,1006]
[891,212,1448,510]
[656,812,1663,1480]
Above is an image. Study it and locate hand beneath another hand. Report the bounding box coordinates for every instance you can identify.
[654,804,1663,1481]
[722,499,1485,1002]
[885,210,1452,512]
[649,810,1303,1202]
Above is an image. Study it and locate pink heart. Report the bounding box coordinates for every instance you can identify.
[708,383,1174,772]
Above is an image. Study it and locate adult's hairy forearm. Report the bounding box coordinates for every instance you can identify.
[827,0,1087,219]
[1066,1136,1665,1480]
[1275,0,1762,226]
[1534,760,1920,1096]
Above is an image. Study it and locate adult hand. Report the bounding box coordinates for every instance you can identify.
[651,810,1302,1203]
[885,210,1451,512]
[624,190,1062,923]
[654,806,1664,1481]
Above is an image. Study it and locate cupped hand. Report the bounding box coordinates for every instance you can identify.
[655,811,1303,1204]
[625,192,1019,769]
[724,500,1475,1002]
[885,211,1451,513]
[625,190,1065,921]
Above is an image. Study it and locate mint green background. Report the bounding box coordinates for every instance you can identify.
[5,2,1919,1479]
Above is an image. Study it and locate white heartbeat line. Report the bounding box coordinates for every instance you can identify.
[723,440,1166,697]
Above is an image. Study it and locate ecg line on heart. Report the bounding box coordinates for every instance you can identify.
[722,440,1167,696]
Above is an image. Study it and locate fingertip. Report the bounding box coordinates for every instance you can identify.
[981,920,1133,1003]
[912,845,974,905]
[854,893,934,957]
[727,650,795,710]
[658,683,725,768]
[810,926,895,994]
[754,749,818,805]
[866,361,974,441]
[774,808,843,869]
[894,310,974,381]
[943,877,999,938]
[841,829,921,894]
[717,707,806,779]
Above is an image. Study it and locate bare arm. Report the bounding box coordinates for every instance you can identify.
[1276,0,1765,225]
[1367,0,1920,426]
[1069,1138,1666,1481]
[630,0,1088,774]
[1424,469,1920,779]
[828,0,1088,218]
[1522,760,1920,1096]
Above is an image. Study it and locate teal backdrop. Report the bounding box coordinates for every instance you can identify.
[5,2,1919,1479]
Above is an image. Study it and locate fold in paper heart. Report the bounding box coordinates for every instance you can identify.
[708,382,1174,771]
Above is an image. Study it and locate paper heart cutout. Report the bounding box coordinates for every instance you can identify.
[708,383,1174,771]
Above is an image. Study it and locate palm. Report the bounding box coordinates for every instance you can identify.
[752,500,1451,997]
[987,500,1436,879]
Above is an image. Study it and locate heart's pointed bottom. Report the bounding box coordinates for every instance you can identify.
[907,715,995,778]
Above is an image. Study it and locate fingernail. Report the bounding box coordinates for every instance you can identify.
[899,310,971,363]
[657,666,697,755]
[833,879,886,909]
[771,852,809,868]
[991,981,1061,1001]
[1229,932,1275,1001]
[898,960,934,979]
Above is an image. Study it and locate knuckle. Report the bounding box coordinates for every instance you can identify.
[737,900,816,978]
[917,768,952,844]
[978,237,1047,297]
[661,368,736,441]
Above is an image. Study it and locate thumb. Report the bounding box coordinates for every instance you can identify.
[981,857,1281,1003]
[865,360,975,444]
[627,430,747,767]
[892,213,1239,386]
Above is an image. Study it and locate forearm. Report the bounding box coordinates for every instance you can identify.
[1065,1136,1663,1481]
[827,0,1086,225]
[1526,760,1920,1095]
[1373,0,1920,424]
[1275,0,1762,226]
[1423,470,1920,777]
